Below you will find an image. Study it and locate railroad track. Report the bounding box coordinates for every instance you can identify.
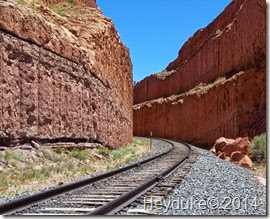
[0,139,193,215]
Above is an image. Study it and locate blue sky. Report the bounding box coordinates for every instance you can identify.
[97,0,232,82]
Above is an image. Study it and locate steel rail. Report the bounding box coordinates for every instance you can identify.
[0,138,173,215]
[89,140,192,215]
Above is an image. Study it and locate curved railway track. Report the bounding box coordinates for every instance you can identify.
[0,139,193,215]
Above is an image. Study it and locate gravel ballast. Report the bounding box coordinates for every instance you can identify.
[2,141,266,216]
[155,147,266,215]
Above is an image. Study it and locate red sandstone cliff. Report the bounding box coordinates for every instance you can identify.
[134,0,265,105]
[0,0,133,148]
[133,0,266,148]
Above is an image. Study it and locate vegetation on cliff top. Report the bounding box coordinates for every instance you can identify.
[48,3,65,15]
[133,74,229,109]
[155,69,174,80]
[16,0,77,16]
[17,0,27,5]
[48,0,76,15]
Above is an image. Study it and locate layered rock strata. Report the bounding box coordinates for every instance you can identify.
[0,0,133,147]
[133,0,266,148]
[134,0,265,105]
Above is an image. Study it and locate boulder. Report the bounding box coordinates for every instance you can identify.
[224,156,231,162]
[31,140,41,150]
[214,137,234,152]
[93,153,103,160]
[218,152,226,160]
[238,155,253,169]
[210,147,216,154]
[16,144,33,151]
[230,151,246,162]
[211,137,253,169]
[212,137,250,157]
[222,137,250,156]
[0,147,8,151]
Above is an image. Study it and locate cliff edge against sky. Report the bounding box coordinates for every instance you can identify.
[0,0,133,148]
[133,0,266,148]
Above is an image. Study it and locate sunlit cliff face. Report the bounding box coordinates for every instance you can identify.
[0,0,133,147]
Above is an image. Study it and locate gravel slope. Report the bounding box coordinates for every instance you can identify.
[157,147,266,215]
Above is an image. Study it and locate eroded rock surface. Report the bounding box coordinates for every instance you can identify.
[0,0,133,148]
[133,0,266,148]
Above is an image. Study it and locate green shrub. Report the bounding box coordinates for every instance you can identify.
[41,149,61,162]
[131,138,148,147]
[125,155,137,164]
[97,146,111,158]
[78,166,94,174]
[66,161,75,171]
[112,147,136,160]
[49,4,65,16]
[3,151,24,162]
[249,133,266,161]
[65,0,76,8]
[160,69,172,75]
[30,0,46,11]
[155,69,173,78]
[17,0,27,5]
[71,149,88,160]
[55,147,66,154]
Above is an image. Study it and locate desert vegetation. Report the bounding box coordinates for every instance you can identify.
[249,133,266,176]
[155,69,174,79]
[0,138,150,196]
[17,0,76,16]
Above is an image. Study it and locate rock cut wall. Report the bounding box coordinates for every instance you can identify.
[134,0,265,105]
[133,0,266,148]
[134,67,266,148]
[0,0,133,147]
